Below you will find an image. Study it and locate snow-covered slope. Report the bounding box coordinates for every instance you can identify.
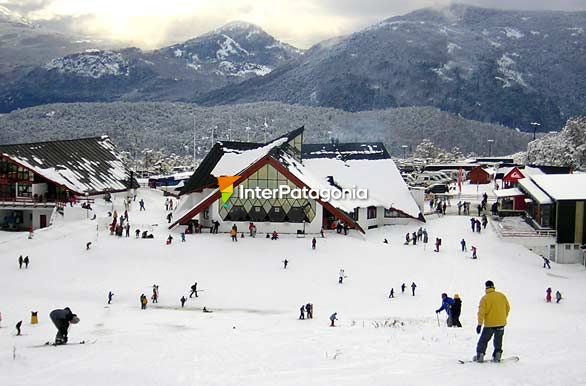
[1,187,585,385]
[45,50,130,79]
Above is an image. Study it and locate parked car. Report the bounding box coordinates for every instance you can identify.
[425,183,450,194]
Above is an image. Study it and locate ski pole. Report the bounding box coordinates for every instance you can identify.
[436,313,440,327]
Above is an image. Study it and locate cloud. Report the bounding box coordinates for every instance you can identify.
[2,0,585,49]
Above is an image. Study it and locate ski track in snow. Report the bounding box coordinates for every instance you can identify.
[1,187,586,386]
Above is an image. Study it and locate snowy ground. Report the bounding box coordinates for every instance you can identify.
[2,188,586,386]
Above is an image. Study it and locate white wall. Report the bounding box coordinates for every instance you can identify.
[32,183,48,198]
[556,244,585,264]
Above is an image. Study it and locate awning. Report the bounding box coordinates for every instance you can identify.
[494,188,524,198]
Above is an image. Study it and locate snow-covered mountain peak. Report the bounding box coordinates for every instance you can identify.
[216,20,264,34]
[44,50,129,79]
[0,4,32,26]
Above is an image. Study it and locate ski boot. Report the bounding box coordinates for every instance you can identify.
[473,353,484,363]
[493,351,502,363]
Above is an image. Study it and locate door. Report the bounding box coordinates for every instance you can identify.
[39,214,47,229]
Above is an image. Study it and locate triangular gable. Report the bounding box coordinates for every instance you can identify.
[503,167,525,182]
[170,155,365,233]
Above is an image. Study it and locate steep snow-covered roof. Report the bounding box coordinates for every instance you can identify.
[494,188,524,198]
[518,178,552,204]
[529,174,586,201]
[0,137,134,194]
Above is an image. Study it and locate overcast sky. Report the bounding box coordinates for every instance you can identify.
[2,0,585,49]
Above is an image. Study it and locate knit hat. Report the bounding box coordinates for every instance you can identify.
[454,294,460,299]
[485,280,494,288]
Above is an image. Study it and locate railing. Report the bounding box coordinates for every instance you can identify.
[0,196,60,208]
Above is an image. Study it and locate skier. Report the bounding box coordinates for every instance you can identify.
[203,306,213,313]
[108,291,114,304]
[460,239,467,252]
[312,237,316,249]
[299,305,305,320]
[401,283,406,294]
[435,293,455,327]
[451,294,463,327]
[470,218,476,232]
[477,204,482,216]
[338,269,345,284]
[180,296,187,308]
[230,227,238,242]
[389,288,394,298]
[181,233,186,242]
[189,282,198,298]
[411,282,417,296]
[555,290,562,303]
[166,235,173,245]
[86,242,92,250]
[140,294,148,309]
[474,280,510,362]
[167,212,173,224]
[139,199,145,211]
[320,229,325,238]
[18,255,23,269]
[49,307,79,345]
[476,219,481,233]
[329,312,338,327]
[24,256,29,269]
[135,229,141,238]
[152,285,159,304]
[412,232,417,245]
[383,239,389,244]
[546,287,552,303]
[434,238,441,252]
[125,223,130,237]
[457,201,463,215]
[343,223,349,235]
[16,320,22,336]
[305,303,313,319]
[422,230,429,250]
[542,257,551,269]
[471,246,477,259]
[405,233,411,245]
[417,227,423,241]
[283,259,288,269]
[482,215,488,229]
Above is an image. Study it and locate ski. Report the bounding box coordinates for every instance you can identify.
[31,339,96,348]
[458,356,519,364]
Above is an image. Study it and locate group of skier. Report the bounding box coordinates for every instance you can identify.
[299,303,314,319]
[545,287,563,303]
[17,255,30,269]
[389,282,417,298]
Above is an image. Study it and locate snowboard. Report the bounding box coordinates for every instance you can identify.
[32,339,96,348]
[458,356,519,364]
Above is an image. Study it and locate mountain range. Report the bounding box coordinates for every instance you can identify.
[0,4,585,135]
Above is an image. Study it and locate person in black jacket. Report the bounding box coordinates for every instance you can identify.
[49,307,80,345]
[451,294,463,327]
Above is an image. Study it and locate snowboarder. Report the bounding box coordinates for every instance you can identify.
[139,199,145,211]
[389,288,394,298]
[299,305,305,320]
[338,269,345,284]
[312,237,316,249]
[546,287,552,303]
[16,320,22,336]
[329,312,338,327]
[108,291,114,304]
[283,259,288,269]
[18,255,23,269]
[435,293,455,327]
[452,294,463,327]
[460,239,467,252]
[49,307,79,345]
[203,306,213,313]
[23,256,29,269]
[411,282,417,296]
[543,257,551,269]
[555,290,562,303]
[180,296,187,308]
[401,283,406,294]
[474,280,510,363]
[189,282,198,298]
[140,294,148,309]
[471,246,477,259]
[86,242,92,250]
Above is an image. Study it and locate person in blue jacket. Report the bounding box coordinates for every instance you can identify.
[435,293,455,326]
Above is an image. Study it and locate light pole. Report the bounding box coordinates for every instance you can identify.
[530,122,541,141]
[401,145,408,159]
[487,139,494,157]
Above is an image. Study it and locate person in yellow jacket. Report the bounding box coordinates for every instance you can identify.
[474,280,510,362]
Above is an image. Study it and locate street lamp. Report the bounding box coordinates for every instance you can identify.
[530,122,541,141]
[401,145,408,159]
[487,139,495,157]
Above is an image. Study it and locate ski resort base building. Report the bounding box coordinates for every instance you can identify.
[170,128,424,235]
[0,136,136,231]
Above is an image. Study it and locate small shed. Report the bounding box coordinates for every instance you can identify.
[494,188,526,214]
[468,166,491,185]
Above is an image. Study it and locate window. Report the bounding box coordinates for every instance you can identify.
[203,209,209,220]
[350,209,359,221]
[367,206,377,219]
